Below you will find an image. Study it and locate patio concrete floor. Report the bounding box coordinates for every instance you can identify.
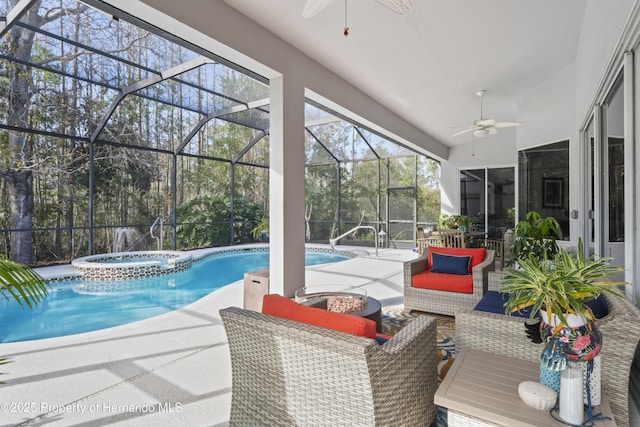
[0,246,416,426]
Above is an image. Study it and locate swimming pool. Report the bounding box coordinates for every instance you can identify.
[0,249,353,343]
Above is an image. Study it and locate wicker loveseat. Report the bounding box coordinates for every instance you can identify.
[456,270,640,427]
[404,247,495,316]
[220,306,438,426]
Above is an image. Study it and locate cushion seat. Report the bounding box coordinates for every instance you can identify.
[411,271,473,293]
[473,291,531,317]
[473,291,609,320]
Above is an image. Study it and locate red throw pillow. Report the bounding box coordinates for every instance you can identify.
[261,294,377,339]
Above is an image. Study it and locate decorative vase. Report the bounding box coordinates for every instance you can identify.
[540,309,602,423]
[556,321,602,362]
[583,355,601,407]
[539,337,565,393]
[559,361,585,425]
[539,310,602,362]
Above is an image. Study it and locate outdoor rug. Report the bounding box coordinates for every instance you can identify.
[381,306,453,427]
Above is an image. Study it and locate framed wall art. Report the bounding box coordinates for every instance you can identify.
[543,178,563,208]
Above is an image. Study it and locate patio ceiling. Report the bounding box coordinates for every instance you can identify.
[224,0,587,147]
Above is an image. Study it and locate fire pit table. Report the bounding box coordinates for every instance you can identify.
[295,285,382,333]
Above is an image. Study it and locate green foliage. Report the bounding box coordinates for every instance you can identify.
[510,211,560,263]
[0,257,49,381]
[176,197,230,248]
[501,239,624,329]
[438,214,470,230]
[0,257,48,309]
[176,196,264,248]
[305,164,339,234]
[251,217,270,241]
[453,215,468,227]
[233,198,264,242]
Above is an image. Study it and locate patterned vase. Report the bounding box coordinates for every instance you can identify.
[540,315,602,362]
[540,310,603,416]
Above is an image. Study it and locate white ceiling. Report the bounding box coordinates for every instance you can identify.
[224,0,587,147]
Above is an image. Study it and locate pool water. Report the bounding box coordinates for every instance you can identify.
[0,250,351,343]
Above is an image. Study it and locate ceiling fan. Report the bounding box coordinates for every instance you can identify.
[452,90,523,138]
[302,0,411,19]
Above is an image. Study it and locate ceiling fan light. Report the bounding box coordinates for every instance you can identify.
[474,129,489,138]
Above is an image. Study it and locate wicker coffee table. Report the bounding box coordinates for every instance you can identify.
[435,348,616,426]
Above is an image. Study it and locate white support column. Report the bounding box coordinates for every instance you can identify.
[269,75,306,297]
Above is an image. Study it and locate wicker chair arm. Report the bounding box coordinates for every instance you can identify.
[455,308,541,363]
[369,313,438,426]
[487,270,507,292]
[380,313,436,355]
[470,249,495,296]
[471,249,495,274]
[404,252,429,276]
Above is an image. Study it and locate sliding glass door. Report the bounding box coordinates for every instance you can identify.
[586,73,625,281]
[460,167,515,239]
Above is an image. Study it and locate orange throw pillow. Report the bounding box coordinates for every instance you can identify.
[262,294,377,339]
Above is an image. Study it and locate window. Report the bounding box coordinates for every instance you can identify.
[518,141,570,240]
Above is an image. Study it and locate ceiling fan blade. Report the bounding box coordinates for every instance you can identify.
[302,0,334,18]
[487,126,498,135]
[375,0,411,14]
[452,127,474,137]
[494,121,523,128]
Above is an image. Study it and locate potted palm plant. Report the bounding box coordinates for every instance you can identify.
[500,239,625,423]
[501,238,624,334]
[1,256,49,381]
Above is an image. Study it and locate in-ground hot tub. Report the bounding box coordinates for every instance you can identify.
[71,251,193,281]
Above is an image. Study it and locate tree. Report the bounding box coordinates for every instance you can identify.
[0,1,84,264]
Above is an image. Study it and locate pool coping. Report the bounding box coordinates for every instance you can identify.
[71,251,193,281]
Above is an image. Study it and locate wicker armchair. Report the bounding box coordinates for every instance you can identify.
[403,249,495,316]
[220,306,438,427]
[455,270,640,427]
